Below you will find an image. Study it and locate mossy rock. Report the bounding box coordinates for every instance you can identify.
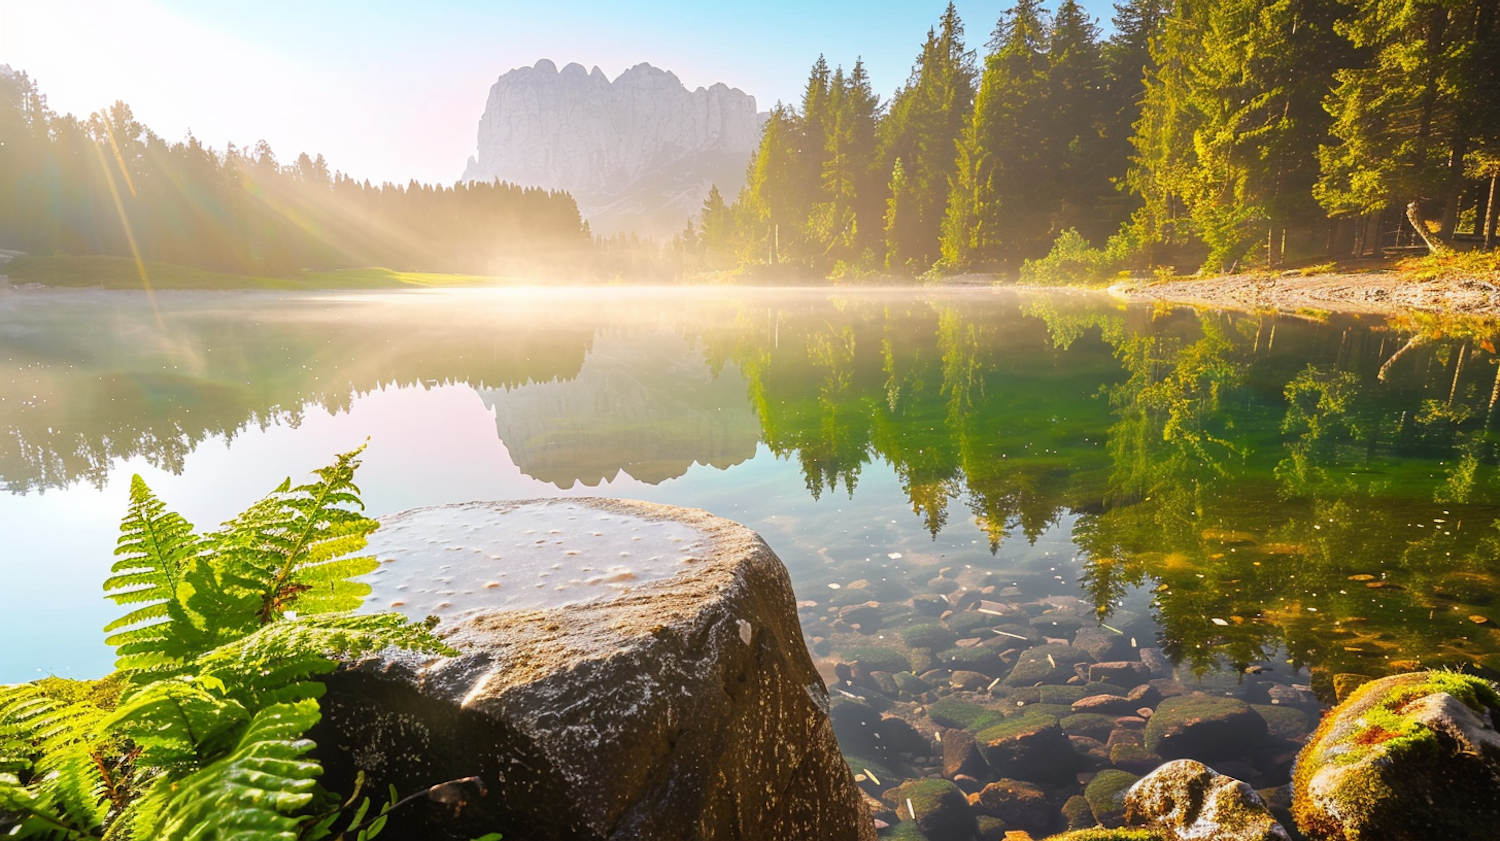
[972,777,1052,831]
[883,820,930,839]
[885,778,977,841]
[938,646,1006,678]
[1005,643,1093,686]
[1084,770,1140,828]
[894,671,934,695]
[1039,684,1090,705]
[912,593,950,616]
[903,622,961,651]
[1008,703,1073,721]
[1082,682,1132,698]
[975,815,1008,841]
[1144,694,1267,759]
[1040,831,1164,841]
[1061,713,1118,741]
[1293,671,1500,841]
[928,698,993,730]
[844,752,901,790]
[946,610,999,636]
[1005,686,1043,705]
[1062,794,1096,831]
[841,646,915,674]
[976,712,1078,783]
[1250,704,1312,742]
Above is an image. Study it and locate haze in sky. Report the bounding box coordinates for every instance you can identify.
[0,0,1115,186]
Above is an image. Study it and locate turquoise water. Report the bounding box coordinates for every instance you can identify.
[2,286,1497,688]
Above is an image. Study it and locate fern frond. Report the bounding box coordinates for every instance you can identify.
[124,700,322,841]
[103,679,249,772]
[104,476,199,635]
[0,683,114,835]
[209,446,379,625]
[192,614,453,710]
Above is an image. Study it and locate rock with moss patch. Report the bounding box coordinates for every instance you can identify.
[1292,671,1500,841]
[841,645,914,675]
[1084,770,1139,828]
[976,712,1079,783]
[1125,759,1289,841]
[1061,713,1118,742]
[1249,704,1311,743]
[929,698,998,730]
[885,778,978,841]
[894,671,934,696]
[1005,644,1094,686]
[1062,794,1096,831]
[942,726,990,778]
[939,646,1007,678]
[904,622,962,651]
[975,814,1008,840]
[1143,694,1267,759]
[971,778,1052,833]
[1039,830,1165,840]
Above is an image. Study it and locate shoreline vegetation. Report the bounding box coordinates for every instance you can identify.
[7,252,1500,323]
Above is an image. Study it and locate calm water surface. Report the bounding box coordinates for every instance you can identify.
[3,286,1498,691]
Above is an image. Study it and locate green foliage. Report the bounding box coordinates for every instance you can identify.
[0,447,454,840]
[1020,227,1141,285]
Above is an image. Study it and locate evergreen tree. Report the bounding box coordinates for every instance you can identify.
[880,3,977,273]
[1316,0,1500,248]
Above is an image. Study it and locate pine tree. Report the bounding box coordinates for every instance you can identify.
[880,3,977,273]
[1316,0,1500,248]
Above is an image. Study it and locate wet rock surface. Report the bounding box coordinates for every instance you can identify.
[315,498,874,841]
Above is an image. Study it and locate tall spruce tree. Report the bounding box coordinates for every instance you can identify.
[941,0,1052,271]
[1316,0,1500,249]
[880,3,976,273]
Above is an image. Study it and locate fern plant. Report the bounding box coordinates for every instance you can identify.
[0,446,454,840]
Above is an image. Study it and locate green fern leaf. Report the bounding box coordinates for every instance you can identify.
[209,446,379,625]
[103,678,249,771]
[104,476,199,635]
[126,700,322,841]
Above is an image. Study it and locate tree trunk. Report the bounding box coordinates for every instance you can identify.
[1406,201,1450,254]
[1486,172,1498,251]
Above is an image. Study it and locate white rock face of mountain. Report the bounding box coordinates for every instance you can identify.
[462,60,762,239]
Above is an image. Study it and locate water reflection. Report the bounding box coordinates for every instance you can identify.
[3,287,1498,686]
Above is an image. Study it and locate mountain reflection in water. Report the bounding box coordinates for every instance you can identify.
[2,287,1499,691]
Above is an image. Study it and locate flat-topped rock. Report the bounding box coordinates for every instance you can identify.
[314,498,874,841]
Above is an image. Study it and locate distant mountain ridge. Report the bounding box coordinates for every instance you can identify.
[462,60,763,239]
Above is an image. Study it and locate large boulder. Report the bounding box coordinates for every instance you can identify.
[1125,759,1290,841]
[1292,671,1500,841]
[312,498,875,841]
[976,712,1079,783]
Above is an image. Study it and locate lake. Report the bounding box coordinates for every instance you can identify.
[3,285,1498,698]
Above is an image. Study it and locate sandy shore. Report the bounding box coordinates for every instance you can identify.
[1108,271,1500,318]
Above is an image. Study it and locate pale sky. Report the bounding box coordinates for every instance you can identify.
[0,0,1116,186]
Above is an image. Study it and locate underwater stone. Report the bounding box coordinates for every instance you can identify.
[971,777,1053,832]
[1292,671,1500,841]
[1125,759,1290,841]
[1143,694,1268,760]
[885,778,977,841]
[315,498,873,841]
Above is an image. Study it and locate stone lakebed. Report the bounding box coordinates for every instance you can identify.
[800,561,1327,839]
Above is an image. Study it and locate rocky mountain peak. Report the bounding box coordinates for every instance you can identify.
[462,60,763,239]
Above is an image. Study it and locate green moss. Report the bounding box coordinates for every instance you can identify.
[1061,713,1118,741]
[902,623,961,651]
[889,777,962,812]
[1062,794,1096,831]
[883,821,929,840]
[1084,770,1140,826]
[938,646,1005,676]
[843,753,900,788]
[946,611,999,636]
[1008,703,1073,720]
[893,671,934,694]
[840,646,913,674]
[1040,831,1164,841]
[1039,684,1089,705]
[975,711,1060,743]
[1251,704,1312,741]
[928,698,991,729]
